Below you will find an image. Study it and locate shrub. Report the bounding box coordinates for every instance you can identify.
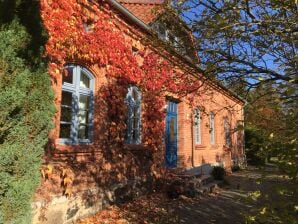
[232,165,241,172]
[211,166,226,180]
[0,4,55,223]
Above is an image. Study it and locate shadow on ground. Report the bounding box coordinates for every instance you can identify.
[78,167,286,224]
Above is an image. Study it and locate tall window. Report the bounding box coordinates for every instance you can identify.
[194,108,201,144]
[125,86,141,144]
[59,65,94,144]
[224,117,231,147]
[210,112,215,144]
[236,120,244,152]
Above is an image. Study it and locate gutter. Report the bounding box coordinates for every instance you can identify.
[106,0,246,105]
[106,0,151,33]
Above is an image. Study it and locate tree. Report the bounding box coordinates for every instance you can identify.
[170,0,297,98]
[243,83,297,223]
[245,83,285,165]
[168,0,298,222]
[0,1,55,223]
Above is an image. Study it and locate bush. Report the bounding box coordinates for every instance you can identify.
[0,6,55,223]
[232,165,241,172]
[211,166,226,180]
[166,179,184,199]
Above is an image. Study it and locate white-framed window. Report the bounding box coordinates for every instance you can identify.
[59,65,94,144]
[194,108,201,144]
[210,112,215,144]
[224,117,231,147]
[125,86,141,144]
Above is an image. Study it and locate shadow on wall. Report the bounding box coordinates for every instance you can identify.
[35,78,167,223]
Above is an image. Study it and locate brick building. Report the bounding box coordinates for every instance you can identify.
[33,0,245,223]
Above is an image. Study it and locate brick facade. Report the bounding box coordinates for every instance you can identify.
[33,1,245,223]
[177,92,244,170]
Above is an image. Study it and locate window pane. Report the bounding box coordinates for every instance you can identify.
[132,107,139,129]
[61,107,72,122]
[59,124,71,138]
[195,109,200,144]
[132,88,138,101]
[132,129,137,141]
[78,110,89,124]
[79,95,90,110]
[210,113,215,144]
[63,67,73,84]
[78,124,88,139]
[125,87,141,144]
[80,70,90,88]
[61,91,72,106]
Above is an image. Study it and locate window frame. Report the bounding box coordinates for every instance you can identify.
[236,120,244,152]
[224,117,231,147]
[194,108,201,144]
[210,112,215,144]
[125,86,142,145]
[59,65,94,145]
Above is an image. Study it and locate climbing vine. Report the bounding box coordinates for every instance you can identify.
[40,0,200,152]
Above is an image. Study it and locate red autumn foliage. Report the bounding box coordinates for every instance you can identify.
[40,0,201,152]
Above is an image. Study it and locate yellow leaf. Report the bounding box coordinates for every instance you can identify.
[260,207,266,215]
[64,177,72,186]
[61,168,67,178]
[64,187,72,197]
[41,169,46,179]
[47,164,53,174]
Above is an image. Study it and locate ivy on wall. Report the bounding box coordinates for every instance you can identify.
[40,0,202,152]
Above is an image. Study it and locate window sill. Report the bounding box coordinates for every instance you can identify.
[124,144,153,159]
[124,144,151,151]
[52,144,100,154]
[52,139,96,153]
[195,145,206,150]
[58,142,93,146]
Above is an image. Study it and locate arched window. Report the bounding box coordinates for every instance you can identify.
[210,112,215,144]
[125,86,141,144]
[194,108,201,144]
[59,65,94,144]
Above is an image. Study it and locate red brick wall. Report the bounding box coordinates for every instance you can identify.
[40,0,244,201]
[177,89,244,171]
[33,2,245,222]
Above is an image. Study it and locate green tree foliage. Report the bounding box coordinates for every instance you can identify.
[0,1,55,223]
[244,83,297,223]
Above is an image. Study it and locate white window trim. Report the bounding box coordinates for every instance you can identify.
[194,108,201,144]
[210,112,215,144]
[59,65,94,144]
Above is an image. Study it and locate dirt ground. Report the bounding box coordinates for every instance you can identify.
[78,167,284,224]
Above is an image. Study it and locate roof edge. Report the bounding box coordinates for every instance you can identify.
[118,0,163,4]
[106,0,246,105]
[107,0,151,33]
